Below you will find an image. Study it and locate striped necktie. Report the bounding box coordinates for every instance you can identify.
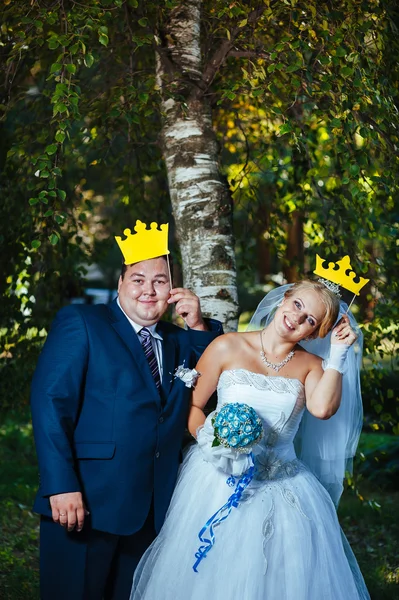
[139,327,161,391]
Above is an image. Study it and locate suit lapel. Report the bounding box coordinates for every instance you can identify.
[107,300,160,401]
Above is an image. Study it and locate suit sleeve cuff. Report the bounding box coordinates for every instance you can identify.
[187,318,223,343]
[39,466,82,498]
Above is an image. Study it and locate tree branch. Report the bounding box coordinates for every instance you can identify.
[226,50,270,60]
[200,5,267,94]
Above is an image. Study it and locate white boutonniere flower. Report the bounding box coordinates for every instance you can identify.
[173,364,201,388]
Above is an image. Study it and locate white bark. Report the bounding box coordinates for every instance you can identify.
[156,0,239,330]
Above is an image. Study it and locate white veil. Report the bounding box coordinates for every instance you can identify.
[247,284,364,506]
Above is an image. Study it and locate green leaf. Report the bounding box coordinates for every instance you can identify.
[48,39,59,50]
[50,63,62,74]
[320,81,332,91]
[211,438,221,447]
[279,122,293,135]
[49,233,59,245]
[99,33,109,47]
[44,210,54,217]
[319,55,330,65]
[291,76,301,88]
[286,64,300,73]
[238,19,248,28]
[29,198,39,206]
[55,131,66,143]
[45,144,58,155]
[138,18,148,27]
[31,240,41,249]
[84,54,94,68]
[341,66,354,77]
[53,103,68,115]
[66,63,76,74]
[331,118,342,128]
[349,164,360,176]
[58,189,67,201]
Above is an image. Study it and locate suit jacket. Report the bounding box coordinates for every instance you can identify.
[30,299,222,535]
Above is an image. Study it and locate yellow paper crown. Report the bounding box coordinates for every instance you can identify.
[115,220,170,265]
[313,254,369,296]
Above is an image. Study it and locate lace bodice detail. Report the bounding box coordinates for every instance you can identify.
[216,369,306,458]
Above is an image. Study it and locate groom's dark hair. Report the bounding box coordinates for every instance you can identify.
[120,255,172,280]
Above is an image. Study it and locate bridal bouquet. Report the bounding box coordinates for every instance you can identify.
[197,403,263,477]
[211,403,263,452]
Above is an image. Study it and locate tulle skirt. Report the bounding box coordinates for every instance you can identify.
[131,444,370,600]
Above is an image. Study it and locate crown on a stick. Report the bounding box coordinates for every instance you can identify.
[115,220,170,265]
[313,254,369,296]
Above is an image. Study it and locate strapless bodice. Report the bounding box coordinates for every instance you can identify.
[216,369,306,461]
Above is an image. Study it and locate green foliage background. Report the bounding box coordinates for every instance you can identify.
[1,0,398,431]
[0,4,398,596]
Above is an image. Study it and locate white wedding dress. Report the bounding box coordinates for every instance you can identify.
[131,369,370,600]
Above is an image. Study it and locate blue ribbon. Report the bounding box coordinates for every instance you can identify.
[192,463,254,572]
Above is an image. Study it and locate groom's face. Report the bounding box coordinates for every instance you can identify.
[118,257,171,326]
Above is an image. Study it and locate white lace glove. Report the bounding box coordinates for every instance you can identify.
[323,344,350,374]
[196,411,254,477]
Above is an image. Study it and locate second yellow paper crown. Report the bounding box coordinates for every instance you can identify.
[313,254,369,296]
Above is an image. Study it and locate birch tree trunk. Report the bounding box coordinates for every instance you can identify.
[155,0,238,330]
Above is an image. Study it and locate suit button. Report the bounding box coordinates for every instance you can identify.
[159,416,164,423]
[155,452,160,459]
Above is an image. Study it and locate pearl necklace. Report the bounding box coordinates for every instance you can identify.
[259,331,295,372]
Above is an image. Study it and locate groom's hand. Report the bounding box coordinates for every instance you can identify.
[49,491,89,532]
[167,288,208,330]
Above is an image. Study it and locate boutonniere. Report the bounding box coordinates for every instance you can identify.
[173,364,201,388]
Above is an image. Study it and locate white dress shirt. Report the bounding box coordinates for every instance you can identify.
[116,298,164,381]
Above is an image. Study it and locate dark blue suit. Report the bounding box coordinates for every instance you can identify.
[31,299,222,598]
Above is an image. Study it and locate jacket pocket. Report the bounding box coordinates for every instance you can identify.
[74,442,116,459]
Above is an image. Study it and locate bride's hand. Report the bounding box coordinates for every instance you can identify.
[331,315,357,346]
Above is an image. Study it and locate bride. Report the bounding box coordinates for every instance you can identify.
[131,280,370,599]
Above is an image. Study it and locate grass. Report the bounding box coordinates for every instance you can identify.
[339,486,399,600]
[0,416,39,600]
[0,414,398,599]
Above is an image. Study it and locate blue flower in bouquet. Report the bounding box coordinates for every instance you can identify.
[211,403,263,452]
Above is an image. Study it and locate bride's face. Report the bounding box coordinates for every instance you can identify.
[274,289,327,342]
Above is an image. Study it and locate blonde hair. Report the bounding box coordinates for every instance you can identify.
[284,280,340,338]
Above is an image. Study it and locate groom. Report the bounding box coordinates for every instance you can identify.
[30,221,222,599]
